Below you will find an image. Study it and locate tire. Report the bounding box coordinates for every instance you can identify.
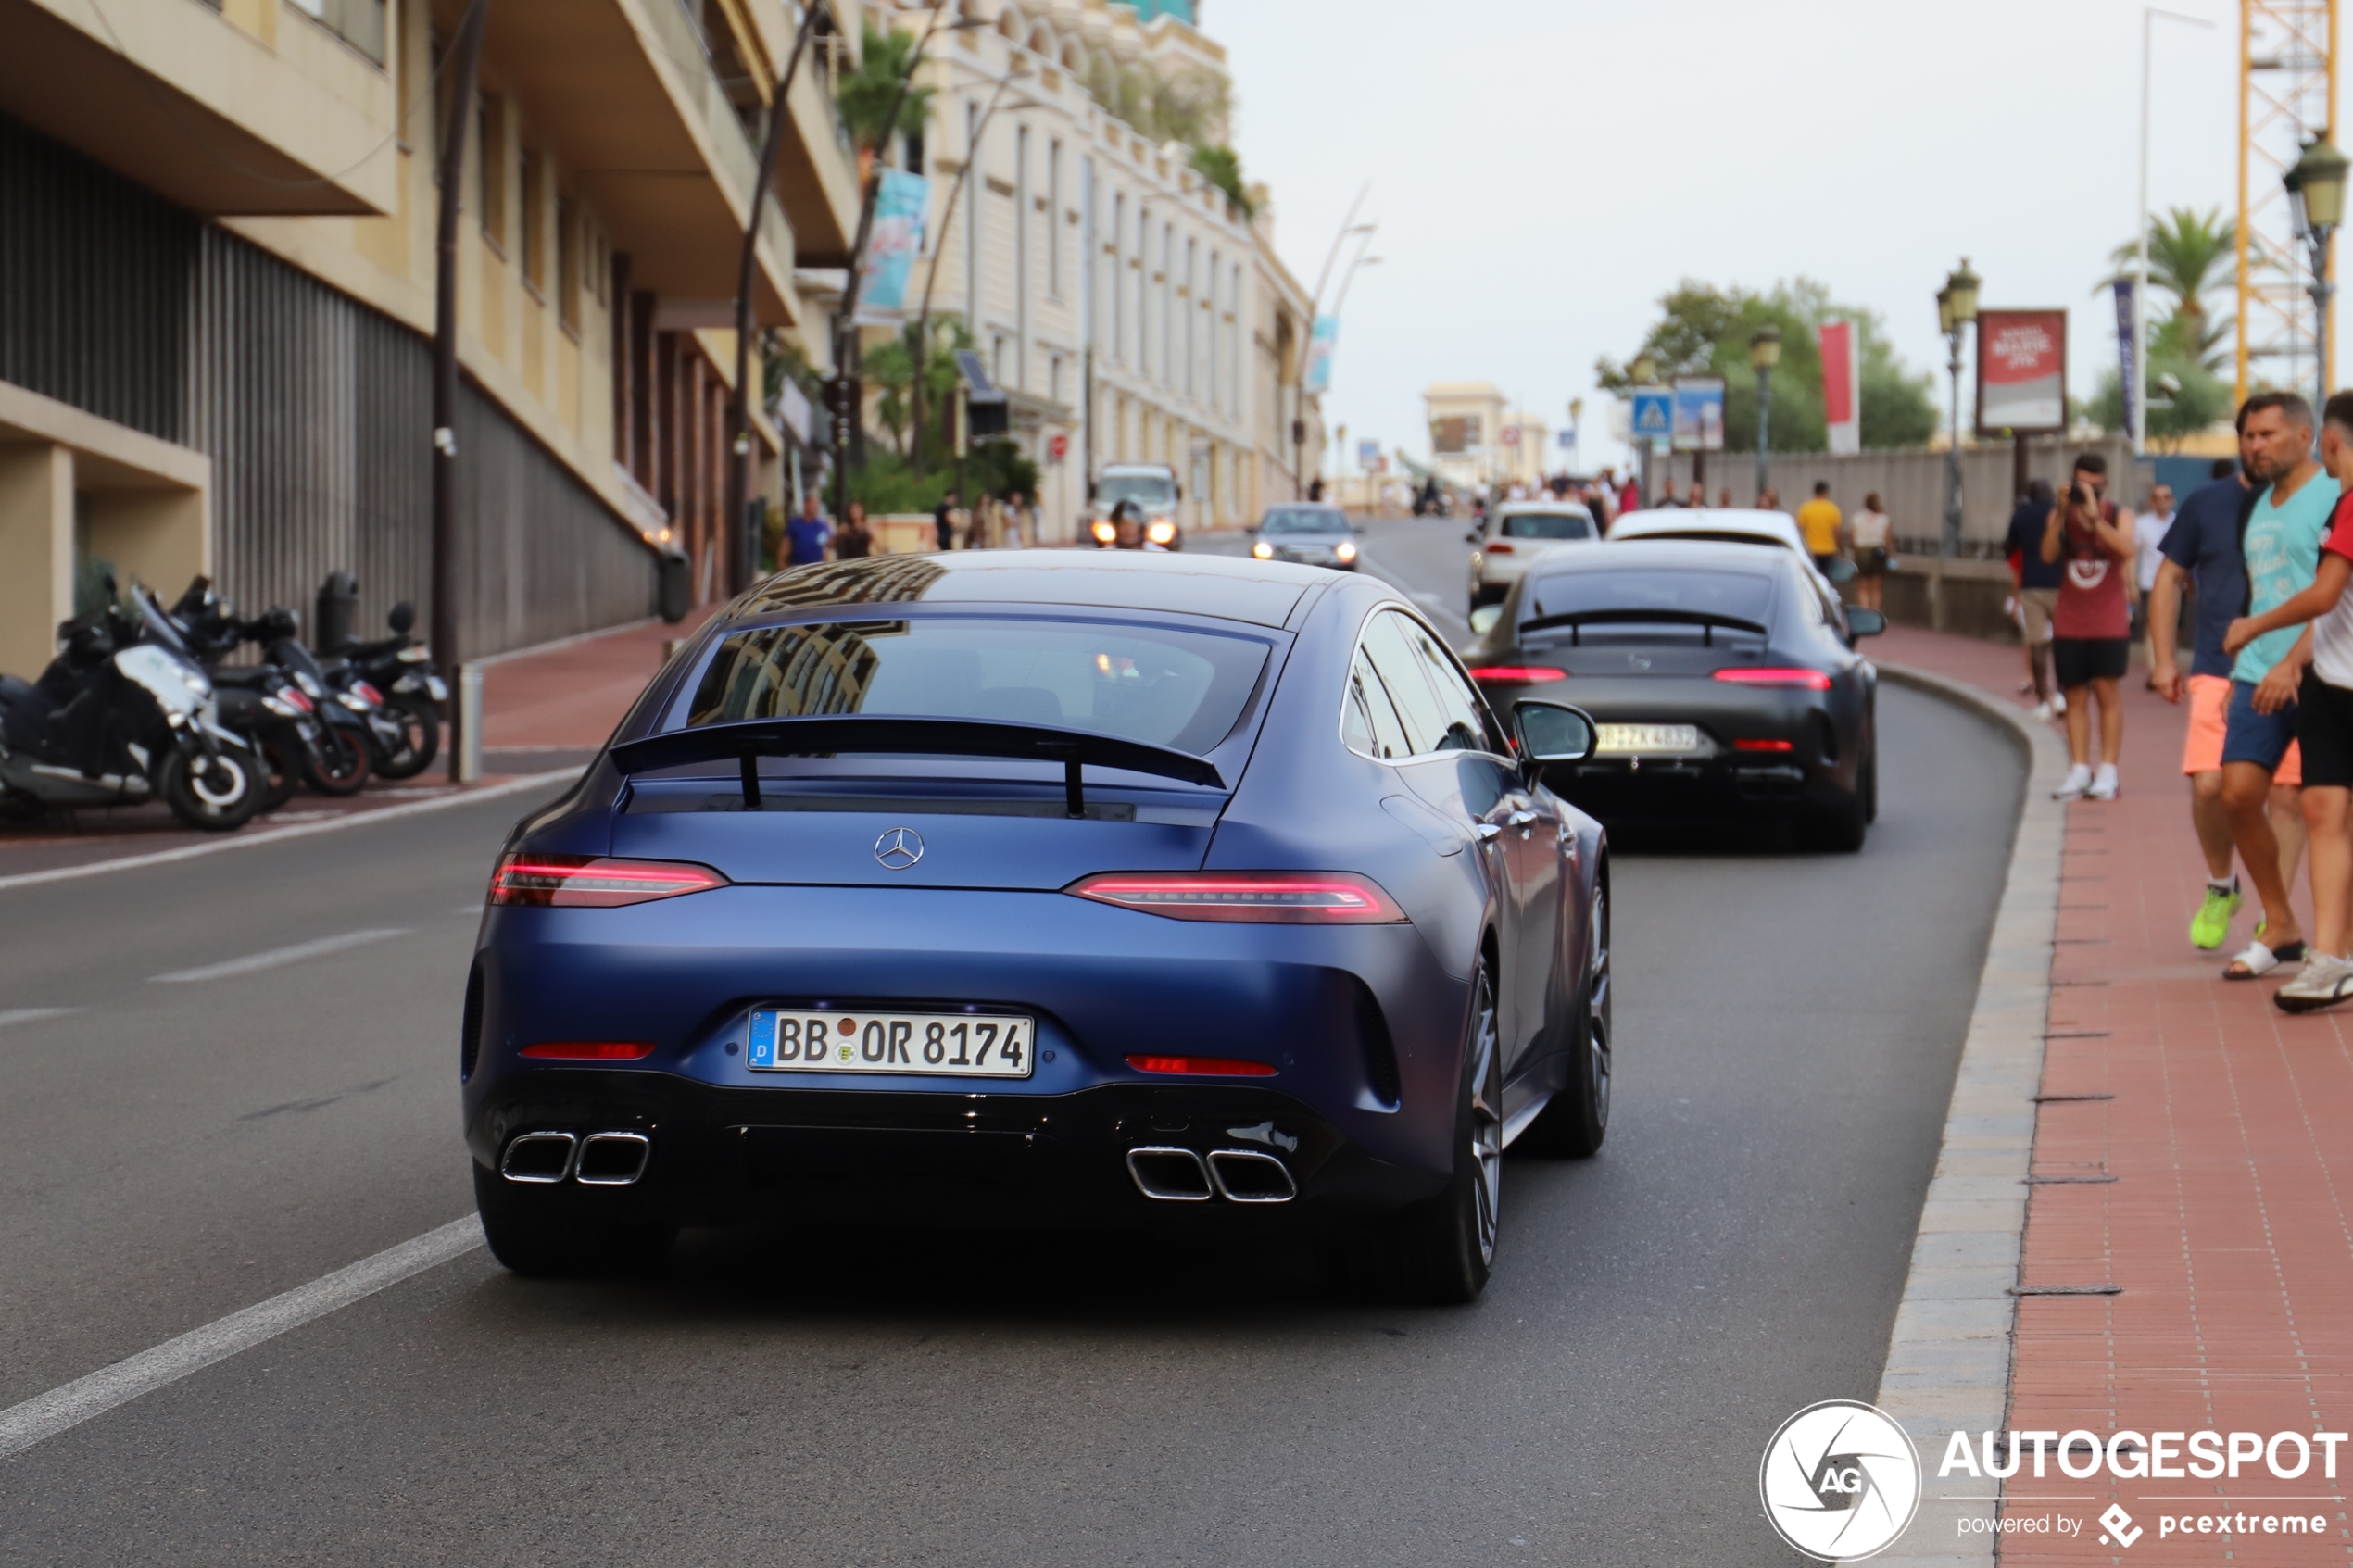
[1863,743,1879,824]
[1802,782,1868,853]
[472,1163,675,1278]
[303,721,371,796]
[371,695,438,780]
[159,744,268,833]
[1325,961,1503,1304]
[1519,881,1611,1158]
[258,738,303,812]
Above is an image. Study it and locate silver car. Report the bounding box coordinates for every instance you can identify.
[1251,504,1360,570]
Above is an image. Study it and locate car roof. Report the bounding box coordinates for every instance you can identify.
[1494,498,1593,515]
[1608,508,1805,551]
[722,549,1321,630]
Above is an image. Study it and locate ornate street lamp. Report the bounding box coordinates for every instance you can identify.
[2287,135,2348,441]
[1940,257,1981,557]
[1748,324,1781,503]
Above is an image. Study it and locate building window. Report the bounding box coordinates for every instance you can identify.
[993,334,1008,385]
[289,0,386,66]
[477,95,506,252]
[1184,236,1197,400]
[1112,192,1126,364]
[1207,248,1219,412]
[1135,204,1148,378]
[519,146,543,295]
[1048,140,1063,299]
[1230,262,1242,415]
[1051,355,1064,407]
[1161,221,1174,387]
[557,195,580,333]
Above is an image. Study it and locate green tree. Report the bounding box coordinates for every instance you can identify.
[1186,144,1253,218]
[1598,278,1938,452]
[2101,206,2235,371]
[837,23,937,161]
[2088,344,2231,448]
[1081,54,1231,146]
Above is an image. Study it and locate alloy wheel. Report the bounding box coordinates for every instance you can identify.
[1467,969,1503,1267]
[189,755,250,809]
[1587,888,1612,1131]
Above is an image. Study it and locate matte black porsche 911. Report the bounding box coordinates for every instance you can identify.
[1465,540,1884,849]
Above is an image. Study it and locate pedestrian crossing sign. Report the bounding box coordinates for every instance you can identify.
[1630,390,1672,441]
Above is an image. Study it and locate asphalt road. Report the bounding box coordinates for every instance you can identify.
[0,528,2024,1564]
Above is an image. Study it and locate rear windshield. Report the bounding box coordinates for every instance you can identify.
[685,617,1269,756]
[1526,568,1774,625]
[1499,512,1594,540]
[1261,508,1349,534]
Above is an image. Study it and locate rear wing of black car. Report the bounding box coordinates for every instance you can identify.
[1517,608,1768,646]
[608,716,1225,818]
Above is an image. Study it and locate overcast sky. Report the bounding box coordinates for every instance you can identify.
[1215,0,2309,479]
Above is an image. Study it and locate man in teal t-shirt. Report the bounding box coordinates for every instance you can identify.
[2219,392,2340,977]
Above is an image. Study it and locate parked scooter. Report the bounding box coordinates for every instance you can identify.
[332,601,445,779]
[0,587,269,832]
[166,581,326,812]
[247,608,382,796]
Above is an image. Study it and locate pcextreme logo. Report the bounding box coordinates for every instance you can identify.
[1759,1400,1923,1562]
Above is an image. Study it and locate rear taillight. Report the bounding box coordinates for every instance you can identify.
[282,687,315,712]
[354,681,386,705]
[1714,668,1831,690]
[520,1041,656,1060]
[489,854,729,908]
[1126,1054,1277,1076]
[1468,666,1565,684]
[1733,737,1794,752]
[1066,871,1406,923]
[1486,541,1516,554]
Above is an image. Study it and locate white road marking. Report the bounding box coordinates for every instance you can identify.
[0,772,564,896]
[0,1215,484,1461]
[150,928,411,984]
[0,1008,81,1029]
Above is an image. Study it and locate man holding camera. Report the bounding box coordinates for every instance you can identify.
[2041,455,2135,801]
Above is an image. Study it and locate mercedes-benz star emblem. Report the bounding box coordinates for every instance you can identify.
[874,827,925,870]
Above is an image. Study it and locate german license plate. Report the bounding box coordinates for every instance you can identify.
[748,1010,1034,1078]
[1595,723,1701,755]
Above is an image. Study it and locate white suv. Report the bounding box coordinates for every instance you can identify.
[1467,500,1600,613]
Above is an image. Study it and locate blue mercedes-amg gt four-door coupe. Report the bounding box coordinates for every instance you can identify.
[465,552,1611,1302]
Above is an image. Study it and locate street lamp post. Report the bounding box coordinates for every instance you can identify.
[2287,134,2348,446]
[1630,353,1658,508]
[1748,325,1780,503]
[1939,258,1981,558]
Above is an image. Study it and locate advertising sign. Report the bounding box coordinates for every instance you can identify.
[1357,439,1381,470]
[857,169,930,314]
[1976,308,2068,435]
[1819,320,1860,456]
[1671,377,1725,452]
[1302,316,1339,394]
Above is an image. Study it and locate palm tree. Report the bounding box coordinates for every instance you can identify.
[837,23,936,180]
[2101,206,2235,370]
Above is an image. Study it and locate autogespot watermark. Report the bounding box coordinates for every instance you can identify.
[1763,1410,2347,1559]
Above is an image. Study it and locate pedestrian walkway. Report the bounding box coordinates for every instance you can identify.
[1876,623,2353,1562]
[479,608,712,759]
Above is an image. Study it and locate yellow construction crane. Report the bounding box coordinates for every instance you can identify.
[2238,0,2339,402]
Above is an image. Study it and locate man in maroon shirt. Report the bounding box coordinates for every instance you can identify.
[2041,453,2135,799]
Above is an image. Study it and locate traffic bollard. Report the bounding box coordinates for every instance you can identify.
[457,663,484,783]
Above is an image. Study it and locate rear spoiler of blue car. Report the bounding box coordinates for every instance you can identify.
[608,716,1225,818]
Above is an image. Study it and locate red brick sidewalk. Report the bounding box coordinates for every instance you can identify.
[479,608,713,755]
[1880,624,2353,1563]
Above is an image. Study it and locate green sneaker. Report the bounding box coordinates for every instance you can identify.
[2191,884,2243,950]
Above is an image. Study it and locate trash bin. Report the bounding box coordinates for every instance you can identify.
[657,551,690,623]
[316,571,359,653]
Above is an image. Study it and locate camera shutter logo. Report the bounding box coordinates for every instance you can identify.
[1758,1400,1922,1561]
[874,828,925,870]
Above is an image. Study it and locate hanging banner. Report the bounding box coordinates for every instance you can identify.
[2112,279,2138,437]
[1302,316,1340,394]
[856,169,930,314]
[1975,308,2068,435]
[1671,377,1725,452]
[1819,320,1861,456]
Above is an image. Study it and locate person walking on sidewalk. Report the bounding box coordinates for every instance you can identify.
[934,489,959,553]
[2214,392,2339,979]
[2133,483,2176,682]
[1851,493,1892,611]
[785,490,833,567]
[2224,391,2353,1010]
[2151,442,2278,951]
[2007,480,2063,718]
[835,500,875,559]
[1798,482,1844,574]
[2041,454,2134,800]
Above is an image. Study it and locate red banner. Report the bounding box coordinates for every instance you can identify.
[1976,309,2068,435]
[1818,321,1859,456]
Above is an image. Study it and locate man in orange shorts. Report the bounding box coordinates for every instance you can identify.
[2150,416,2307,951]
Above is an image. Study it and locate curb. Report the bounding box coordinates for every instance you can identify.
[1869,663,2070,1565]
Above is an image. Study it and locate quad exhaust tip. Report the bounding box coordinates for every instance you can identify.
[500,1130,649,1186]
[1127,1146,1297,1204]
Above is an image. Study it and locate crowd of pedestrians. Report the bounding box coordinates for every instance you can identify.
[771,486,1039,567]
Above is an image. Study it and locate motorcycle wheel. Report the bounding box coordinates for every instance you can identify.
[304,723,372,797]
[371,695,440,780]
[258,738,303,812]
[160,745,268,833]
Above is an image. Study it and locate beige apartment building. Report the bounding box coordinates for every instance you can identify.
[1423,382,1549,495]
[872,0,1321,541]
[0,0,859,678]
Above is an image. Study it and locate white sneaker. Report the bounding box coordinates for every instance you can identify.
[2052,691,2070,714]
[2087,763,2120,800]
[2054,763,2093,800]
[2031,702,2054,721]
[2276,952,2353,1013]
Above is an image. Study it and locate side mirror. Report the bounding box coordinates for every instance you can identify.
[1824,557,1858,583]
[1467,604,1504,637]
[1513,700,1595,764]
[1845,607,1887,638]
[388,601,416,634]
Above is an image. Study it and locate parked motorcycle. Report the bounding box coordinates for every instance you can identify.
[0,588,269,832]
[166,582,326,812]
[328,601,445,780]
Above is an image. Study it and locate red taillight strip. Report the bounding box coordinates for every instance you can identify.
[1126,1054,1277,1076]
[1713,668,1831,690]
[1733,737,1794,752]
[521,1041,656,1060]
[1067,871,1406,923]
[1467,666,1566,684]
[488,854,730,908]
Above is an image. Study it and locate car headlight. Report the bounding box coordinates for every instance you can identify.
[1147,519,1176,545]
[1091,519,1116,544]
[1335,540,1358,561]
[1252,540,1274,559]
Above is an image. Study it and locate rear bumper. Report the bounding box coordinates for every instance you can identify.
[1539,755,1827,818]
